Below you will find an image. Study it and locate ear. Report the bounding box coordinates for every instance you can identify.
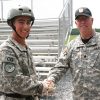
[92,18,94,22]
[75,20,77,25]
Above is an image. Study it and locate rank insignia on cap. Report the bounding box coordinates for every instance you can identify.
[75,7,92,19]
[79,8,84,13]
[4,63,15,73]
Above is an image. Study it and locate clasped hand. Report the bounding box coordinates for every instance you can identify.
[42,79,55,95]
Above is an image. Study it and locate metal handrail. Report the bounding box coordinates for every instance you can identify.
[58,0,73,56]
[59,0,70,18]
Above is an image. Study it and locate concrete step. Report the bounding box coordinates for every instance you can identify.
[0,35,9,40]
[35,61,56,66]
[0,34,58,40]
[33,56,58,62]
[0,25,58,29]
[26,39,58,45]
[34,19,59,26]
[0,24,58,29]
[29,34,58,39]
[32,52,58,56]
[36,66,51,72]
[0,29,12,33]
[31,45,58,47]
[0,28,58,34]
[0,31,58,36]
[0,39,58,45]
[31,46,58,54]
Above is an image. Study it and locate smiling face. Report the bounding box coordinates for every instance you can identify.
[75,15,93,39]
[13,16,32,39]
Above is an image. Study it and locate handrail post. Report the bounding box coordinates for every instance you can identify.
[58,0,73,56]
[0,0,3,21]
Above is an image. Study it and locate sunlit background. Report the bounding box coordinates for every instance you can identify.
[0,0,100,28]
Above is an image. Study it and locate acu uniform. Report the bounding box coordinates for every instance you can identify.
[0,37,43,100]
[48,32,100,100]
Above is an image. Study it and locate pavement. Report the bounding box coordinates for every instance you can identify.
[40,70,73,100]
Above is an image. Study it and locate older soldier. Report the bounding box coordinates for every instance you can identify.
[0,6,49,100]
[44,7,100,100]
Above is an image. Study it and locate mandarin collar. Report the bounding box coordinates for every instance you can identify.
[8,37,28,52]
[76,32,97,47]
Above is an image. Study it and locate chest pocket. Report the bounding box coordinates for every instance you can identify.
[7,48,31,76]
[18,52,36,76]
[71,49,81,65]
[5,45,34,76]
[71,46,100,68]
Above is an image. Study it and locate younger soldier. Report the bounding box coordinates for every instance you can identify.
[0,6,49,100]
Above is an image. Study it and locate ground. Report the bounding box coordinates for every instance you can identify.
[40,70,73,100]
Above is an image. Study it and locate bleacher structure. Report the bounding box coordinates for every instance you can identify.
[0,0,73,80]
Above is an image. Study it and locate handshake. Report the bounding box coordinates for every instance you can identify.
[42,79,55,95]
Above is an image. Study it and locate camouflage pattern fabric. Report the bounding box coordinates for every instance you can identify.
[0,37,43,100]
[48,32,100,100]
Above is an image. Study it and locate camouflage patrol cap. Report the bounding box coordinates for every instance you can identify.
[75,7,92,19]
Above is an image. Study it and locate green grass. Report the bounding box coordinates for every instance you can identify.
[65,35,78,44]
[70,35,78,40]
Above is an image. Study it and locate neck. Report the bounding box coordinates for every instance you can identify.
[12,33,26,47]
[81,29,94,39]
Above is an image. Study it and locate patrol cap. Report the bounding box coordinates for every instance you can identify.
[75,7,92,20]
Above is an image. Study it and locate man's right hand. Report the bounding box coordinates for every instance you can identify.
[42,79,55,95]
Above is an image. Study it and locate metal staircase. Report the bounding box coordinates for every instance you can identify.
[0,0,73,82]
[30,18,59,80]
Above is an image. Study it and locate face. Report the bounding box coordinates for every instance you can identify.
[75,16,93,38]
[13,16,32,39]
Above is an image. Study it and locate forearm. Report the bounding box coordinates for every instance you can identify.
[47,62,69,83]
[2,74,43,96]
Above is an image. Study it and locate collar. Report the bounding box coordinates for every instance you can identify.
[76,32,98,48]
[8,36,28,52]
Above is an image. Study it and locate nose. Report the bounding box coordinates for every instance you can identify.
[80,20,86,23]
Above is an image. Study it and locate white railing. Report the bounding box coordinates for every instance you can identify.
[58,0,73,56]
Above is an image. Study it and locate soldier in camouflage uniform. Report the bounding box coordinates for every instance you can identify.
[0,6,48,100]
[44,7,100,100]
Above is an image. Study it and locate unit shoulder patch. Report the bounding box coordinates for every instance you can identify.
[4,63,15,73]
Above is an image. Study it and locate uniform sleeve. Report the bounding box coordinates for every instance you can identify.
[47,45,71,84]
[0,47,43,96]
